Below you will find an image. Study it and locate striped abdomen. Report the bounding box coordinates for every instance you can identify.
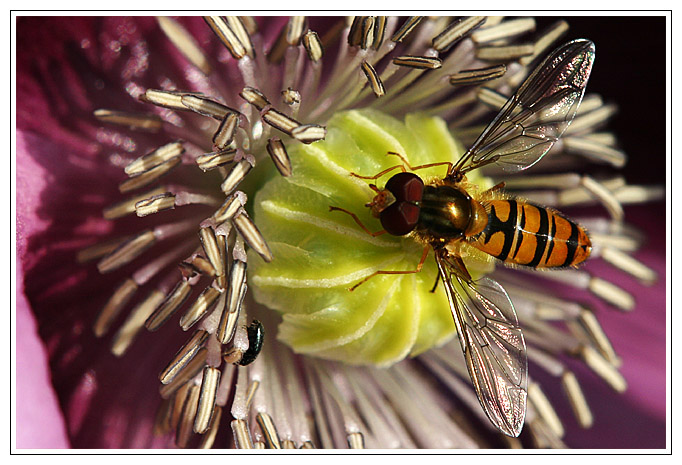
[471,200,591,268]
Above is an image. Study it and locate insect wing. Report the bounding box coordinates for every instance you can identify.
[436,254,528,437]
[452,39,595,176]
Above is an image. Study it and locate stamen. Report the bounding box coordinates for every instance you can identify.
[179,284,222,330]
[231,419,254,449]
[199,227,225,280]
[565,104,618,135]
[233,212,273,262]
[239,16,258,35]
[360,16,375,49]
[93,278,138,337]
[449,64,507,86]
[527,382,564,438]
[562,136,626,167]
[93,109,163,131]
[198,406,222,448]
[118,158,181,193]
[470,17,535,44]
[176,383,201,447]
[142,89,199,111]
[213,112,239,150]
[392,55,443,70]
[286,16,307,45]
[194,366,221,434]
[256,412,282,449]
[77,236,131,263]
[111,289,165,356]
[97,230,156,273]
[578,345,627,392]
[432,16,486,52]
[212,192,247,224]
[573,308,620,365]
[601,246,657,284]
[240,86,271,111]
[157,16,212,74]
[196,148,237,172]
[153,398,173,436]
[347,16,365,47]
[392,16,423,43]
[225,16,254,58]
[361,61,385,98]
[476,86,508,110]
[291,124,327,144]
[203,16,246,59]
[217,260,247,344]
[266,138,292,177]
[281,88,301,106]
[124,141,185,176]
[181,94,235,121]
[302,30,324,62]
[347,432,365,449]
[146,280,193,331]
[476,43,535,61]
[160,347,208,399]
[372,16,387,49]
[135,192,176,217]
[220,159,253,195]
[519,20,569,66]
[262,108,301,135]
[588,276,635,311]
[560,371,593,428]
[160,329,209,385]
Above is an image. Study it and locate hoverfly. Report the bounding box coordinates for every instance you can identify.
[330,39,595,437]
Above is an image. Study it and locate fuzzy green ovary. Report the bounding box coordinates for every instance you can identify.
[251,110,473,366]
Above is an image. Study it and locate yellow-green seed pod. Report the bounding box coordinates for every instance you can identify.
[250,109,492,366]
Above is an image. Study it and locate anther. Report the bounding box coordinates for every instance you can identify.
[196,148,237,172]
[145,280,193,331]
[266,138,292,177]
[392,55,443,70]
[118,158,181,193]
[93,109,163,131]
[194,366,221,434]
[392,16,423,43]
[179,283,222,331]
[213,112,239,150]
[157,16,212,74]
[361,61,385,98]
[159,329,209,385]
[449,64,507,86]
[432,16,486,53]
[111,289,165,356]
[204,16,246,59]
[220,159,254,196]
[181,94,236,121]
[93,278,138,337]
[233,212,273,262]
[97,230,156,273]
[135,192,176,217]
[470,17,535,44]
[124,141,185,176]
[476,43,535,61]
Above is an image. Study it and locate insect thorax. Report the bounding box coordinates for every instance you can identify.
[416,184,474,241]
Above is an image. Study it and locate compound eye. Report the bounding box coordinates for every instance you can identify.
[385,172,424,203]
[380,201,420,236]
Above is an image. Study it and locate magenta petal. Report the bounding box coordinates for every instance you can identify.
[17,254,70,449]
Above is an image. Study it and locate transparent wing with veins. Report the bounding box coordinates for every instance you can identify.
[451,39,596,177]
[435,253,528,437]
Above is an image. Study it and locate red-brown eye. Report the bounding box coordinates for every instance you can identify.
[385,172,424,203]
[380,201,421,235]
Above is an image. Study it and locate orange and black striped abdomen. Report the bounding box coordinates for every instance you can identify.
[471,200,591,268]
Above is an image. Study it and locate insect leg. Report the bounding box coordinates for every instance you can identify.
[350,164,405,180]
[349,245,430,291]
[328,206,387,237]
[387,151,453,176]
